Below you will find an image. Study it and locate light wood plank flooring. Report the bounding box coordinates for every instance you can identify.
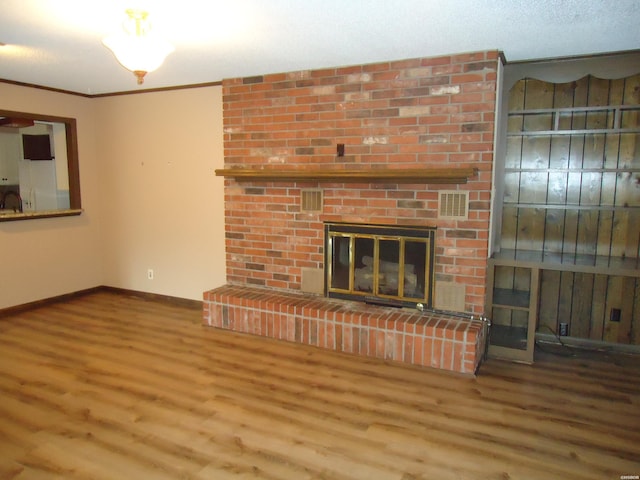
[1,290,639,479]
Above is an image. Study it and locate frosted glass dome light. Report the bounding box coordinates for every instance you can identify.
[102,9,174,85]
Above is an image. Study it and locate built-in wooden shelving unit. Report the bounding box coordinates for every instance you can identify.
[488,68,640,363]
[215,167,478,184]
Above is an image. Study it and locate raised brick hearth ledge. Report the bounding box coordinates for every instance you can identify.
[203,285,487,375]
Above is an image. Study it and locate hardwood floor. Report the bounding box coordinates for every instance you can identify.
[0,291,639,479]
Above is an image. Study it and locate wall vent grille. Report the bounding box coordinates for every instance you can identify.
[301,189,323,212]
[438,191,469,219]
[434,281,466,313]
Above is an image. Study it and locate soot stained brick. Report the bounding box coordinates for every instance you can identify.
[446,230,477,239]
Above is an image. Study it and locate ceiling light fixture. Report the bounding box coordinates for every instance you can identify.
[102,9,174,85]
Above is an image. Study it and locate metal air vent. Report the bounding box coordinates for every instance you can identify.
[301,189,323,213]
[438,191,469,219]
[434,281,466,312]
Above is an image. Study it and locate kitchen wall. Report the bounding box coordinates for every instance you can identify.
[0,82,227,309]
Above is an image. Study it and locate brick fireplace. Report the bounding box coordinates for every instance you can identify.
[203,50,498,375]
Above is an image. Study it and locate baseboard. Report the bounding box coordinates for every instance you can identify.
[0,286,104,318]
[0,286,202,318]
[535,332,640,355]
[99,286,202,310]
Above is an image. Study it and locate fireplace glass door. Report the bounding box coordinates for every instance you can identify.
[325,223,435,308]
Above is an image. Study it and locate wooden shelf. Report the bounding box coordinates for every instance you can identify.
[493,288,530,309]
[507,104,640,136]
[507,128,640,136]
[215,167,478,184]
[490,324,529,350]
[491,249,640,277]
[503,203,640,211]
[504,167,640,173]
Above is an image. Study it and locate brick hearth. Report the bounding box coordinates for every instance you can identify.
[203,285,487,375]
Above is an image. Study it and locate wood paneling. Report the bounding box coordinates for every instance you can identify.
[1,291,639,479]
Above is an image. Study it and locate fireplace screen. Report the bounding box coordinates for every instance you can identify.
[325,223,435,308]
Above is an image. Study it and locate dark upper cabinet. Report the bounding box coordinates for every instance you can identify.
[22,134,53,160]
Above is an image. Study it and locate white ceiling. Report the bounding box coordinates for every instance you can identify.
[0,0,638,96]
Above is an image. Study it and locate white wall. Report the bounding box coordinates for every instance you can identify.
[0,83,226,308]
[94,86,226,301]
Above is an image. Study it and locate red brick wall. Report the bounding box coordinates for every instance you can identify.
[222,51,498,314]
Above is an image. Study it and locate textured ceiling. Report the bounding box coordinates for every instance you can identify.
[0,0,638,95]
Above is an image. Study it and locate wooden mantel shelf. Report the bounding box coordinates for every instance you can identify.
[215,167,478,184]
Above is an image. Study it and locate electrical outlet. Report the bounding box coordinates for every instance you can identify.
[559,322,569,336]
[610,308,621,322]
[147,269,154,280]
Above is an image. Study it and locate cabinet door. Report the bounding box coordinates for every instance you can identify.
[487,263,539,363]
[0,131,21,185]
